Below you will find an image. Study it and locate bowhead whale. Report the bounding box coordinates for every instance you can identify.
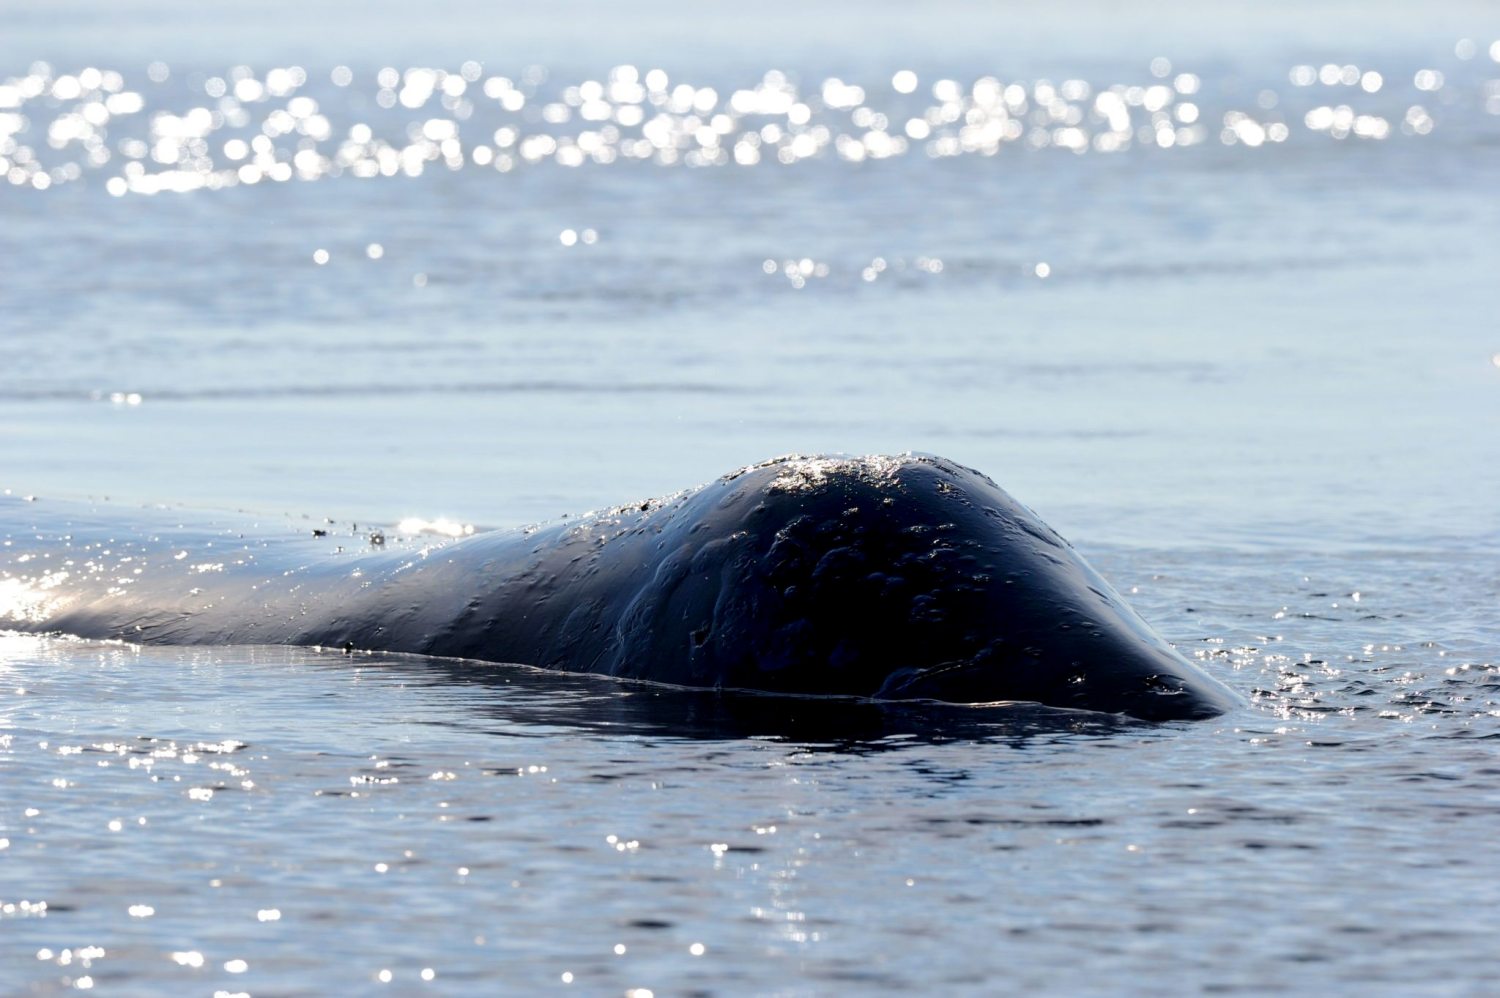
[0,455,1239,721]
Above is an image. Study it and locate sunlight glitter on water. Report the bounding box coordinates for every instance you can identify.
[4,45,1498,195]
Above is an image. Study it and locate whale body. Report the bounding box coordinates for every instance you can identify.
[0,455,1240,720]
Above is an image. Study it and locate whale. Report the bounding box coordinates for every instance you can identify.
[0,454,1240,721]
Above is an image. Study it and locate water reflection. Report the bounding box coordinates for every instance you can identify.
[318,652,1148,749]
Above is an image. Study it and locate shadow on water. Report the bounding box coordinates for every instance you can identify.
[329,652,1151,752]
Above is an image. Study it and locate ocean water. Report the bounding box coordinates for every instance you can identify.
[4,2,1500,993]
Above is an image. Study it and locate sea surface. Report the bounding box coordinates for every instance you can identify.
[4,2,1500,994]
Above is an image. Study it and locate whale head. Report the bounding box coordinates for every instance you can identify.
[607,454,1241,722]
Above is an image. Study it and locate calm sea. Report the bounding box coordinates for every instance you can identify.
[3,2,1500,993]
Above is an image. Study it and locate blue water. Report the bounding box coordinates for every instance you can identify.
[4,2,1500,993]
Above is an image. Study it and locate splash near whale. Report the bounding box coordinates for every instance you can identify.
[0,455,1239,721]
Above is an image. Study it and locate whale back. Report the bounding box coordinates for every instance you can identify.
[0,455,1240,720]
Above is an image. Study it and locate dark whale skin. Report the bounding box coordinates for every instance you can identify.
[0,455,1240,721]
